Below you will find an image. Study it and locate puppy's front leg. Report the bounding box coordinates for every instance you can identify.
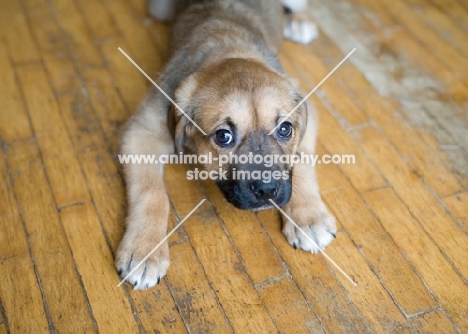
[116,93,174,290]
[281,105,337,253]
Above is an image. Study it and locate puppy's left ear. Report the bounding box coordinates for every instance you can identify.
[173,74,199,153]
[292,92,311,144]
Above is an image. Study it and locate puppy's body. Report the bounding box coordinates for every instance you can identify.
[116,0,336,290]
[143,0,284,115]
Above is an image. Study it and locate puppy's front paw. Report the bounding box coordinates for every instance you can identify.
[282,206,336,253]
[115,231,170,290]
[283,13,319,44]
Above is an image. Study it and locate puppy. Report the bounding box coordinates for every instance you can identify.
[116,0,336,290]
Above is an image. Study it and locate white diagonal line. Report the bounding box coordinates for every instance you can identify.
[118,47,207,136]
[269,199,357,286]
[269,48,356,135]
[117,199,206,287]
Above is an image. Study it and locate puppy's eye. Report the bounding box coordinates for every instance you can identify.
[215,129,234,146]
[277,122,293,139]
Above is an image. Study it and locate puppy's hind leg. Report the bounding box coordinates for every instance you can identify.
[282,0,319,44]
[147,0,176,21]
[115,91,174,290]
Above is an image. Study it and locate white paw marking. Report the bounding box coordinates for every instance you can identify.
[115,239,170,290]
[283,214,337,253]
[283,18,319,44]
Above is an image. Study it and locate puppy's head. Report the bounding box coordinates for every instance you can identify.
[174,58,308,210]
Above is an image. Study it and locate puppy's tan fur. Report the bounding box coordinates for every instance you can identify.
[116,0,335,290]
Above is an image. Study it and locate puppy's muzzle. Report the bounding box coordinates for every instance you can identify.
[216,165,292,210]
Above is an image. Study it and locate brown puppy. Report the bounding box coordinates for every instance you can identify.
[116,0,336,290]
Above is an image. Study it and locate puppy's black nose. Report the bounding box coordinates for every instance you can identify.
[250,181,278,200]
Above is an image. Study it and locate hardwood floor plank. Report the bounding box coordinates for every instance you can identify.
[102,0,163,76]
[165,165,277,333]
[321,229,413,333]
[406,0,468,57]
[198,178,326,331]
[129,282,188,334]
[52,37,186,334]
[410,309,458,334]
[147,22,171,63]
[59,203,140,332]
[0,256,50,333]
[127,0,173,56]
[74,0,119,41]
[376,0,468,74]
[363,180,468,330]
[99,37,149,114]
[181,213,278,333]
[281,47,369,127]
[0,152,29,260]
[56,92,125,252]
[428,0,468,32]
[257,278,325,333]
[1,0,467,331]
[308,0,468,184]
[164,241,233,333]
[33,0,131,252]
[301,146,418,330]
[128,0,146,18]
[48,0,103,67]
[199,179,286,285]
[314,150,438,316]
[357,126,468,279]
[279,51,388,193]
[0,43,32,142]
[0,153,50,333]
[257,209,376,334]
[443,192,468,232]
[6,140,96,333]
[16,64,90,208]
[300,13,467,196]
[81,67,130,152]
[16,63,141,332]
[0,0,39,64]
[56,68,181,333]
[336,67,465,197]
[163,165,210,216]
[22,0,82,94]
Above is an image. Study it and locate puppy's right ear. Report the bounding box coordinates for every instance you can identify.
[173,74,199,153]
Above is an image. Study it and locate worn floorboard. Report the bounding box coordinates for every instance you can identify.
[0,0,466,332]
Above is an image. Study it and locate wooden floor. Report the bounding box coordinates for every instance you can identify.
[0,0,467,332]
